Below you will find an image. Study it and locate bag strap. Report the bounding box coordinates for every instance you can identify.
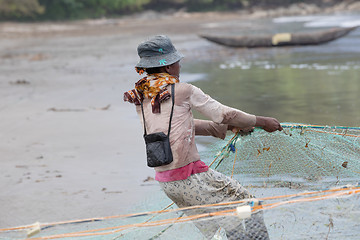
[140,84,175,136]
[140,100,147,135]
[167,84,175,136]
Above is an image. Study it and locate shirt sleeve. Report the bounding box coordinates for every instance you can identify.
[189,84,256,128]
[194,119,228,139]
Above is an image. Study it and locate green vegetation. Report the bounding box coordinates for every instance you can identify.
[0,0,151,20]
[0,0,44,19]
[0,0,334,21]
[37,0,151,20]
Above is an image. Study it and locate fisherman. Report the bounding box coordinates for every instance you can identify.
[124,35,283,239]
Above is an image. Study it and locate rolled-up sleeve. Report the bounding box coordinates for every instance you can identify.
[189,84,256,128]
[194,119,228,139]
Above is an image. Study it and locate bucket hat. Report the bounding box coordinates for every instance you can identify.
[136,35,183,68]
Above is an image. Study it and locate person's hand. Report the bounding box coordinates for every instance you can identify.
[255,116,283,133]
[228,125,254,135]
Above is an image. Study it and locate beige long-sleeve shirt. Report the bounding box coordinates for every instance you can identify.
[136,82,256,172]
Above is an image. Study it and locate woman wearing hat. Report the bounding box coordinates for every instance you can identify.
[124,35,282,239]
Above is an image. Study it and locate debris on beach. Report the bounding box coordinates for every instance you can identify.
[48,107,87,112]
[9,79,31,85]
[48,104,111,112]
[143,176,155,182]
[91,104,111,111]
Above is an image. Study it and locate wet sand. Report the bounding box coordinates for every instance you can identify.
[1,6,359,228]
[0,12,249,228]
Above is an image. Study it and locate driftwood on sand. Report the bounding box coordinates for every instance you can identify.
[200,27,357,48]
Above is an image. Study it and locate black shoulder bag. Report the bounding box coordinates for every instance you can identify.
[140,84,175,167]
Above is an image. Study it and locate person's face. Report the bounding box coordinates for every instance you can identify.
[166,61,181,78]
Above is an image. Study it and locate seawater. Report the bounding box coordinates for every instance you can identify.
[183,13,360,127]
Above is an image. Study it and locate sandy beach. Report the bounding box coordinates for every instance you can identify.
[1,4,359,230]
[0,11,250,228]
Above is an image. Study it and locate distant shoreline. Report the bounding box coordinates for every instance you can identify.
[1,2,360,39]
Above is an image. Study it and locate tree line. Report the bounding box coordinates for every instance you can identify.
[0,0,335,21]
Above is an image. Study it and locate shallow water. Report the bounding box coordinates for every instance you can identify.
[184,13,360,239]
[183,13,360,127]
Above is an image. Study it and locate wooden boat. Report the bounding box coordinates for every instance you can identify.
[200,27,357,48]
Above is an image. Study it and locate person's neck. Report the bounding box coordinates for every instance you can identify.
[147,72,180,81]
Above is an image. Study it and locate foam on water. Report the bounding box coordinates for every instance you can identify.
[219,61,359,72]
[305,17,360,28]
[273,14,360,28]
[273,15,324,23]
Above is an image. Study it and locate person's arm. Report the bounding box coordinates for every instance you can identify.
[255,116,283,132]
[228,117,283,134]
[194,119,228,139]
[189,84,282,133]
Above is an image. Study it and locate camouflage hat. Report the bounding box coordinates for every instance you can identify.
[136,35,183,68]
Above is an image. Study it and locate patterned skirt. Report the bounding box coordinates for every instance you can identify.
[159,168,269,240]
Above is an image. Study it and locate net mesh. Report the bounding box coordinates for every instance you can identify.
[1,123,360,240]
[205,123,360,193]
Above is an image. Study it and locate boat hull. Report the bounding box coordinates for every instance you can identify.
[200,27,357,48]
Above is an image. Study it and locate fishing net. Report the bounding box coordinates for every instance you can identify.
[206,123,360,194]
[1,123,360,240]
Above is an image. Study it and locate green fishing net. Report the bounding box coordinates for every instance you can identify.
[204,123,360,192]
